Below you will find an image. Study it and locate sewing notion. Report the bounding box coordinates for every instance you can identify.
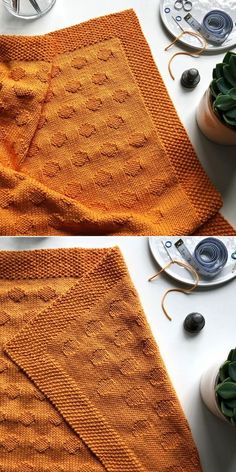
[160,0,236,52]
[3,0,56,18]
[181,68,200,88]
[175,237,228,278]
[149,236,236,287]
[184,312,205,333]
[174,0,192,13]
[184,10,233,45]
[148,237,236,321]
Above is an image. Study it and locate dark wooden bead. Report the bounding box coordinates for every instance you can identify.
[181,68,200,89]
[184,312,205,333]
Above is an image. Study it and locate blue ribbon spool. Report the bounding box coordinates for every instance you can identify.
[194,237,228,277]
[202,10,233,42]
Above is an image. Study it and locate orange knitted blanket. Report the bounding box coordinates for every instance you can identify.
[0,247,202,472]
[0,9,234,236]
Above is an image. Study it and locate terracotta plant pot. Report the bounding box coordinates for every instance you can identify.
[200,361,227,422]
[196,89,236,146]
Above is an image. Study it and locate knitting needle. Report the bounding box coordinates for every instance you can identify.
[172,15,184,31]
[28,0,41,13]
[148,241,173,283]
[232,262,236,274]
[12,0,17,12]
[161,240,174,262]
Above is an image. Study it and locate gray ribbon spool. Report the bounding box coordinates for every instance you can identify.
[202,10,233,42]
[175,237,228,278]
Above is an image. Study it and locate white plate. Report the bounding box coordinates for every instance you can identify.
[160,0,236,53]
[149,236,236,287]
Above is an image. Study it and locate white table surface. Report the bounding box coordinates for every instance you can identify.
[0,235,236,472]
[0,0,235,228]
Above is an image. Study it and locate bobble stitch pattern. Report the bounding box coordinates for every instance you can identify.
[8,288,25,302]
[97,49,113,61]
[154,400,175,418]
[37,287,57,302]
[36,70,49,83]
[90,349,110,366]
[72,150,89,167]
[92,73,108,85]
[64,182,83,199]
[65,80,82,93]
[97,377,117,396]
[51,132,67,147]
[15,111,31,126]
[62,338,78,357]
[51,65,61,78]
[114,328,133,347]
[71,57,87,69]
[100,143,118,158]
[10,67,26,81]
[86,98,102,112]
[107,115,124,129]
[131,419,150,437]
[95,170,112,188]
[119,357,138,376]
[113,89,129,103]
[124,387,147,408]
[141,338,156,356]
[1,436,19,452]
[14,85,35,99]
[43,162,61,178]
[79,123,96,138]
[160,432,181,451]
[85,319,103,337]
[33,438,50,453]
[58,105,75,119]
[129,133,147,148]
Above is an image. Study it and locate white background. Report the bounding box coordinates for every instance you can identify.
[0,235,236,472]
[0,0,235,227]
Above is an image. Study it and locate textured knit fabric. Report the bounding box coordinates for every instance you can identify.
[0,9,234,236]
[0,247,202,472]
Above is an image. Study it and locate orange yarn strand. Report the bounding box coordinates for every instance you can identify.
[164,31,207,80]
[149,259,200,321]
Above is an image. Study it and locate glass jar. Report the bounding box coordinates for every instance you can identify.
[3,0,56,19]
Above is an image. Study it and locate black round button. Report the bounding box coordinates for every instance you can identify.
[181,68,200,89]
[184,312,205,333]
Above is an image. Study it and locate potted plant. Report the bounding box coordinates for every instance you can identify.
[196,51,236,145]
[200,347,236,426]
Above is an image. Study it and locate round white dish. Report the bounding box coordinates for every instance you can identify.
[160,0,236,53]
[149,236,236,287]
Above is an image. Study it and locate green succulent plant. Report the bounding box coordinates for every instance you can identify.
[210,51,236,129]
[215,348,236,426]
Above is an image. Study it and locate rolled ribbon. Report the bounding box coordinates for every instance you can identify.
[194,237,228,277]
[202,10,233,43]
[175,237,228,278]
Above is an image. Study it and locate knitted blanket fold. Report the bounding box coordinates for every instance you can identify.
[0,247,202,472]
[0,9,234,236]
